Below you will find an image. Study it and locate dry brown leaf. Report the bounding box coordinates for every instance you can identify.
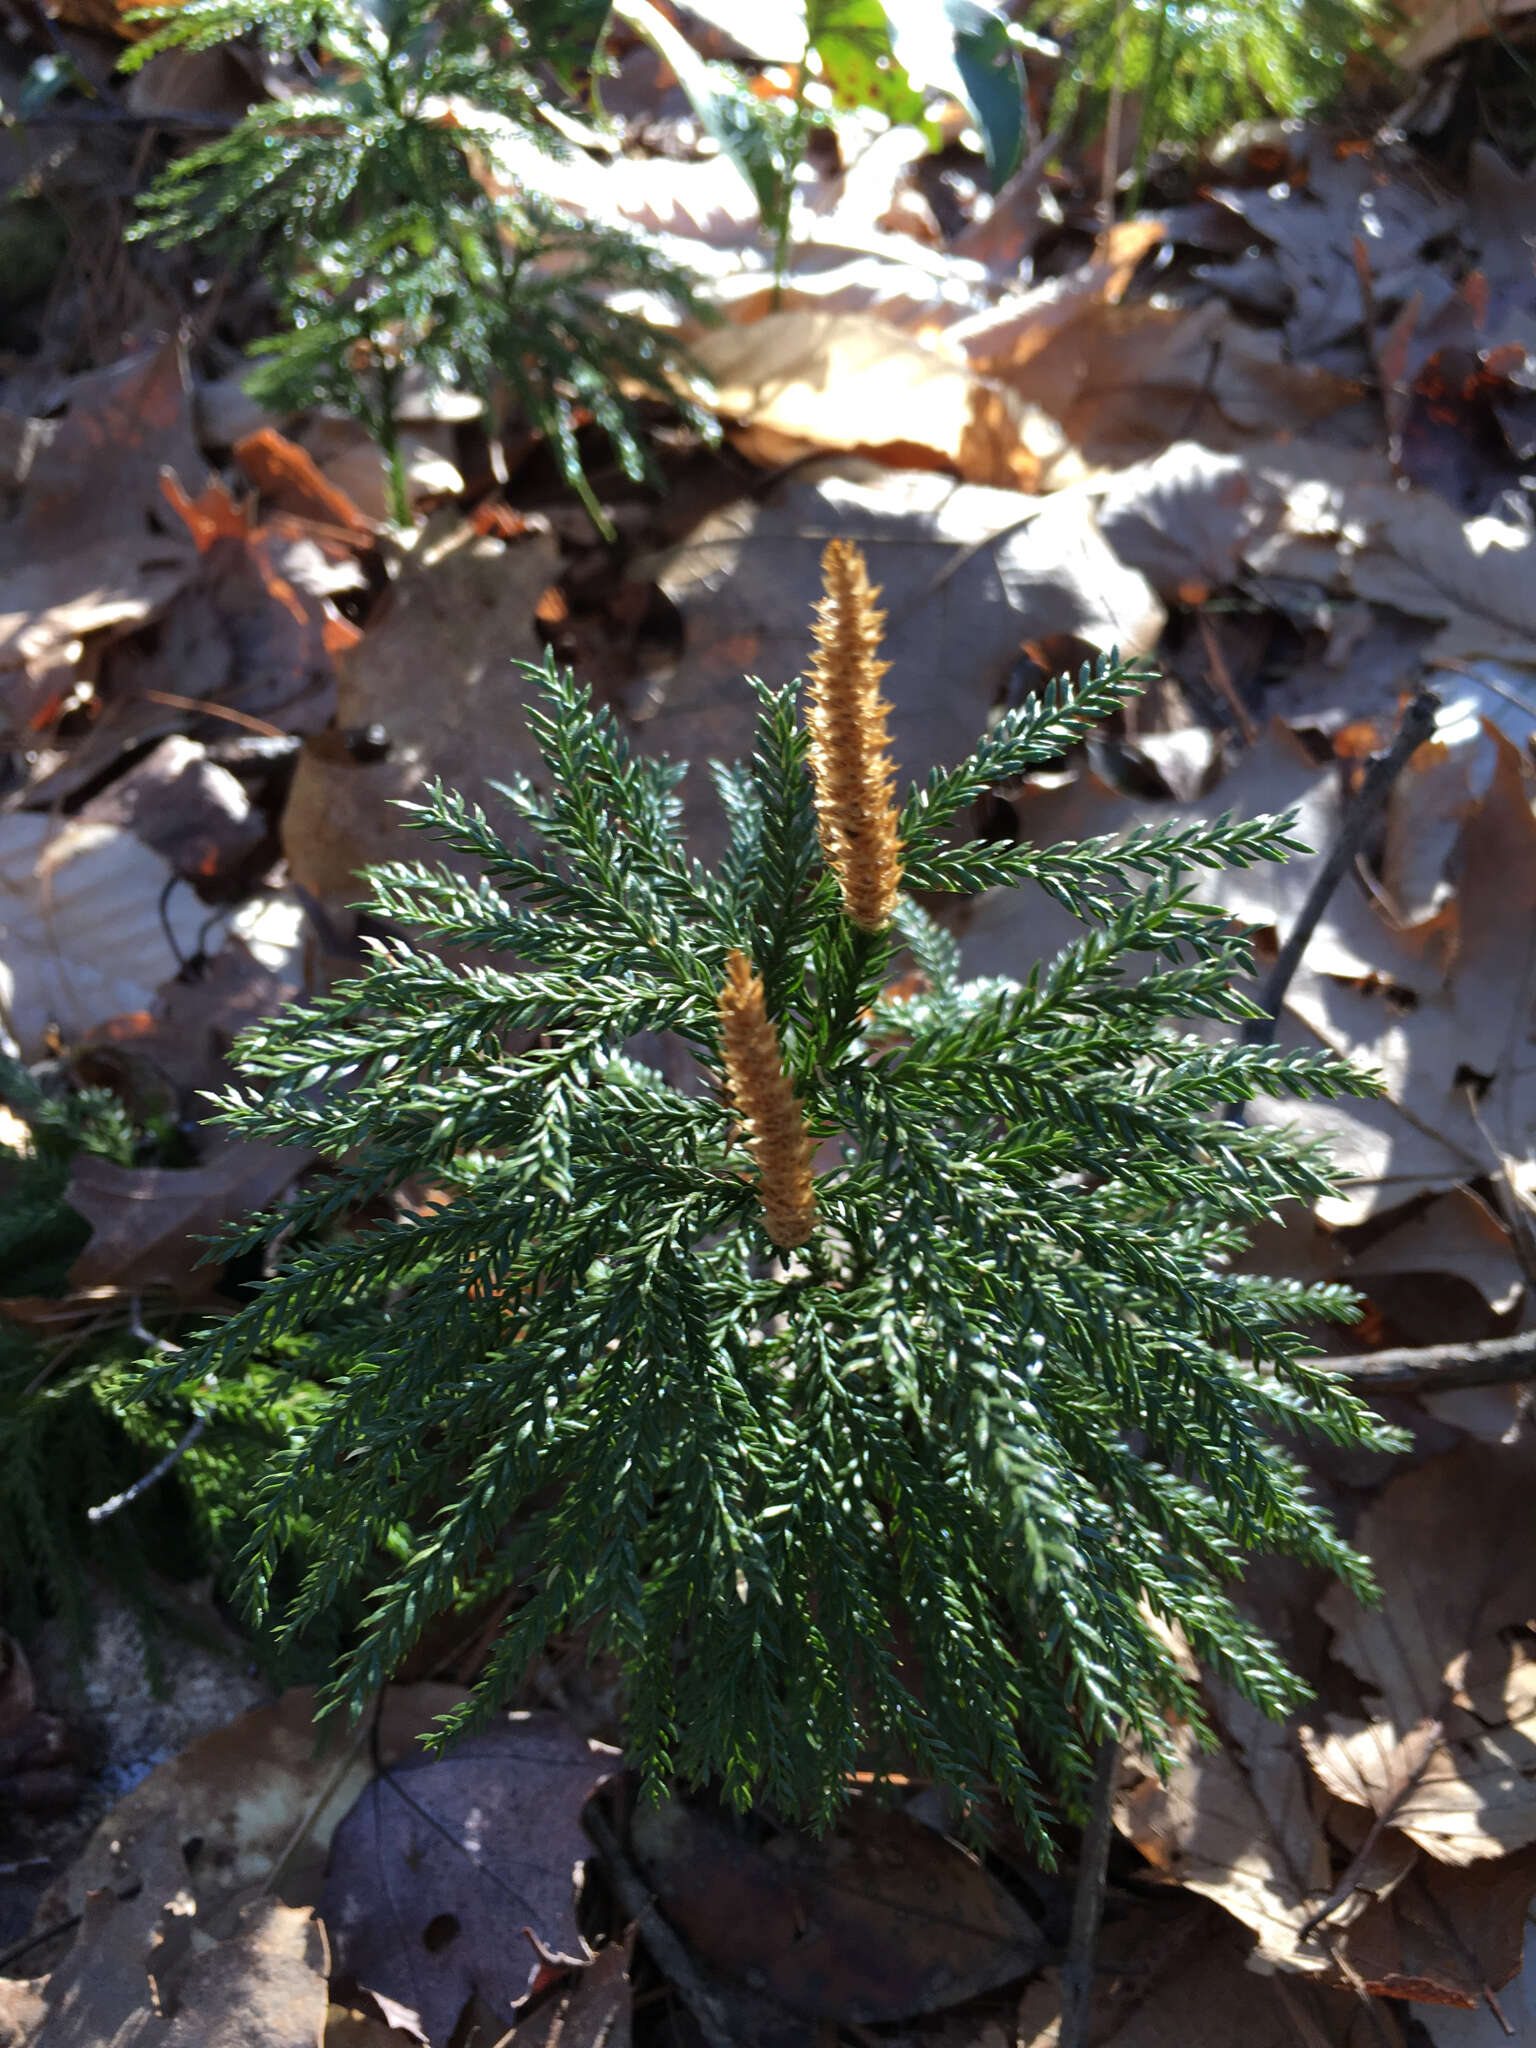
[36,1685,468,1932]
[689,310,1068,490]
[1324,1809,1536,2008]
[0,339,204,726]
[637,462,1162,862]
[321,1714,619,2047]
[1268,725,1536,1222]
[26,1854,329,2048]
[1015,1901,1379,2046]
[157,1898,329,2048]
[950,218,1166,376]
[1113,1685,1336,1976]
[1314,1439,1536,1863]
[79,735,266,884]
[1209,143,1460,358]
[630,1797,1043,2022]
[983,300,1362,470]
[282,518,557,911]
[25,471,351,810]
[511,1931,633,2048]
[0,816,210,1057]
[64,1142,312,1302]
[0,1979,47,2045]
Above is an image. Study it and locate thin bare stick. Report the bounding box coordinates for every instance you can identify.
[1243,686,1439,1046]
[583,1805,735,2048]
[1059,1734,1120,2048]
[86,1417,207,1523]
[1311,1327,1536,1394]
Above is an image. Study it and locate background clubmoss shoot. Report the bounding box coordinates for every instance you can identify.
[130,574,1398,1840]
[717,949,819,1251]
[805,540,904,933]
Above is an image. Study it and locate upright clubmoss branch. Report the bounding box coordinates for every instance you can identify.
[125,599,1399,1836]
[718,950,818,1250]
[805,541,903,933]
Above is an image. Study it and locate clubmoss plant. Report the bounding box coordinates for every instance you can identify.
[137,543,1393,1837]
[122,0,714,530]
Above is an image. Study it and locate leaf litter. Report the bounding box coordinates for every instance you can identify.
[9,7,1536,2047]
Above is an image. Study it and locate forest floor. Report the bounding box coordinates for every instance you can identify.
[4,1,1536,2043]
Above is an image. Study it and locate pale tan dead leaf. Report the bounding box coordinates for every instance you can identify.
[0,339,204,725]
[949,219,1166,377]
[981,300,1362,470]
[1399,0,1536,69]
[691,310,1070,490]
[1113,1689,1336,1976]
[0,817,209,1057]
[637,462,1162,861]
[64,1142,312,1302]
[282,519,558,910]
[157,1898,329,2048]
[0,1978,47,2045]
[1314,1438,1536,1863]
[37,1684,468,1932]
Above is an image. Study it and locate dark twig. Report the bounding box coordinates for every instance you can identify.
[1242,685,1440,1047]
[583,1805,735,2048]
[1059,1734,1120,2048]
[85,1417,207,1523]
[1312,1327,1536,1394]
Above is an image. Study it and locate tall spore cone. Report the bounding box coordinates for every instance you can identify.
[717,950,818,1249]
[806,540,903,931]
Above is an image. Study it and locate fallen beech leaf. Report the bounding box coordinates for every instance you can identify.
[157,1898,329,2048]
[1321,1808,1536,2007]
[1016,1896,1370,2045]
[1314,1439,1536,1863]
[950,217,1165,376]
[26,473,350,809]
[691,309,1066,490]
[28,1819,190,2047]
[38,1685,469,1931]
[1265,726,1536,1222]
[638,463,1161,861]
[1114,1678,1335,1977]
[28,1858,329,2048]
[0,817,207,1057]
[630,1798,1044,2021]
[79,734,266,883]
[283,518,558,910]
[0,339,204,726]
[65,1141,312,1301]
[982,299,1361,469]
[234,426,375,535]
[321,1714,619,2047]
